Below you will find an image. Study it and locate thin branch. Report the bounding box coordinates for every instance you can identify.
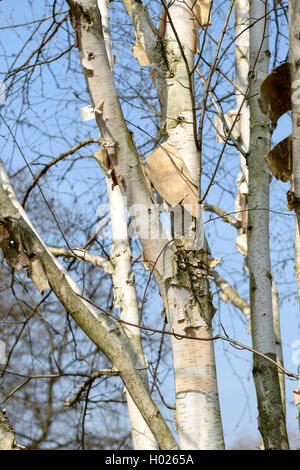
[76,293,299,380]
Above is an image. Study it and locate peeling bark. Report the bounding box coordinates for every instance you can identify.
[67,0,224,449]
[234,0,250,233]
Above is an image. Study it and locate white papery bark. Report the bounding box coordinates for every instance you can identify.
[234,0,250,231]
[107,180,158,449]
[161,1,224,450]
[69,0,224,449]
[97,0,158,449]
[248,0,289,449]
[290,0,300,201]
[235,1,286,420]
[163,0,198,179]
[296,219,300,303]
[289,2,300,438]
[67,0,174,280]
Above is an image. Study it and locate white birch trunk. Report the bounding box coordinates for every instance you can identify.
[0,160,178,449]
[97,0,158,449]
[107,180,158,449]
[67,0,175,280]
[168,301,224,450]
[69,0,224,449]
[248,0,289,449]
[289,1,300,437]
[289,0,300,304]
[290,0,300,201]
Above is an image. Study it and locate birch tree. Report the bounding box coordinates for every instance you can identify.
[0,0,298,451]
[95,0,158,449]
[65,0,225,450]
[248,0,289,449]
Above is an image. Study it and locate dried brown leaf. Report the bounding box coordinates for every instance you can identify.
[258,62,291,128]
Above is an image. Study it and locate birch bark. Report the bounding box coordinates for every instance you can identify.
[296,219,300,303]
[289,0,300,303]
[0,409,24,450]
[235,0,286,418]
[68,0,224,449]
[157,1,224,449]
[234,0,250,232]
[0,160,178,450]
[248,0,289,449]
[106,180,158,449]
[66,0,174,281]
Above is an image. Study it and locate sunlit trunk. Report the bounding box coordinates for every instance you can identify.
[97,0,158,449]
[161,1,224,449]
[289,0,300,303]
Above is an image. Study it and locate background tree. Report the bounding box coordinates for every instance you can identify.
[0,0,298,450]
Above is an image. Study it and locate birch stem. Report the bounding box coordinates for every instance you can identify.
[289,0,300,303]
[248,0,289,449]
[234,0,250,232]
[296,217,300,303]
[107,179,158,449]
[0,409,24,450]
[96,0,158,449]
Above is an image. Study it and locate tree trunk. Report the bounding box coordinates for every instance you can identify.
[156,1,224,449]
[296,219,300,303]
[107,180,158,449]
[0,409,24,450]
[289,0,300,303]
[67,0,225,449]
[248,0,289,450]
[0,160,178,450]
[97,0,158,449]
[234,0,250,233]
